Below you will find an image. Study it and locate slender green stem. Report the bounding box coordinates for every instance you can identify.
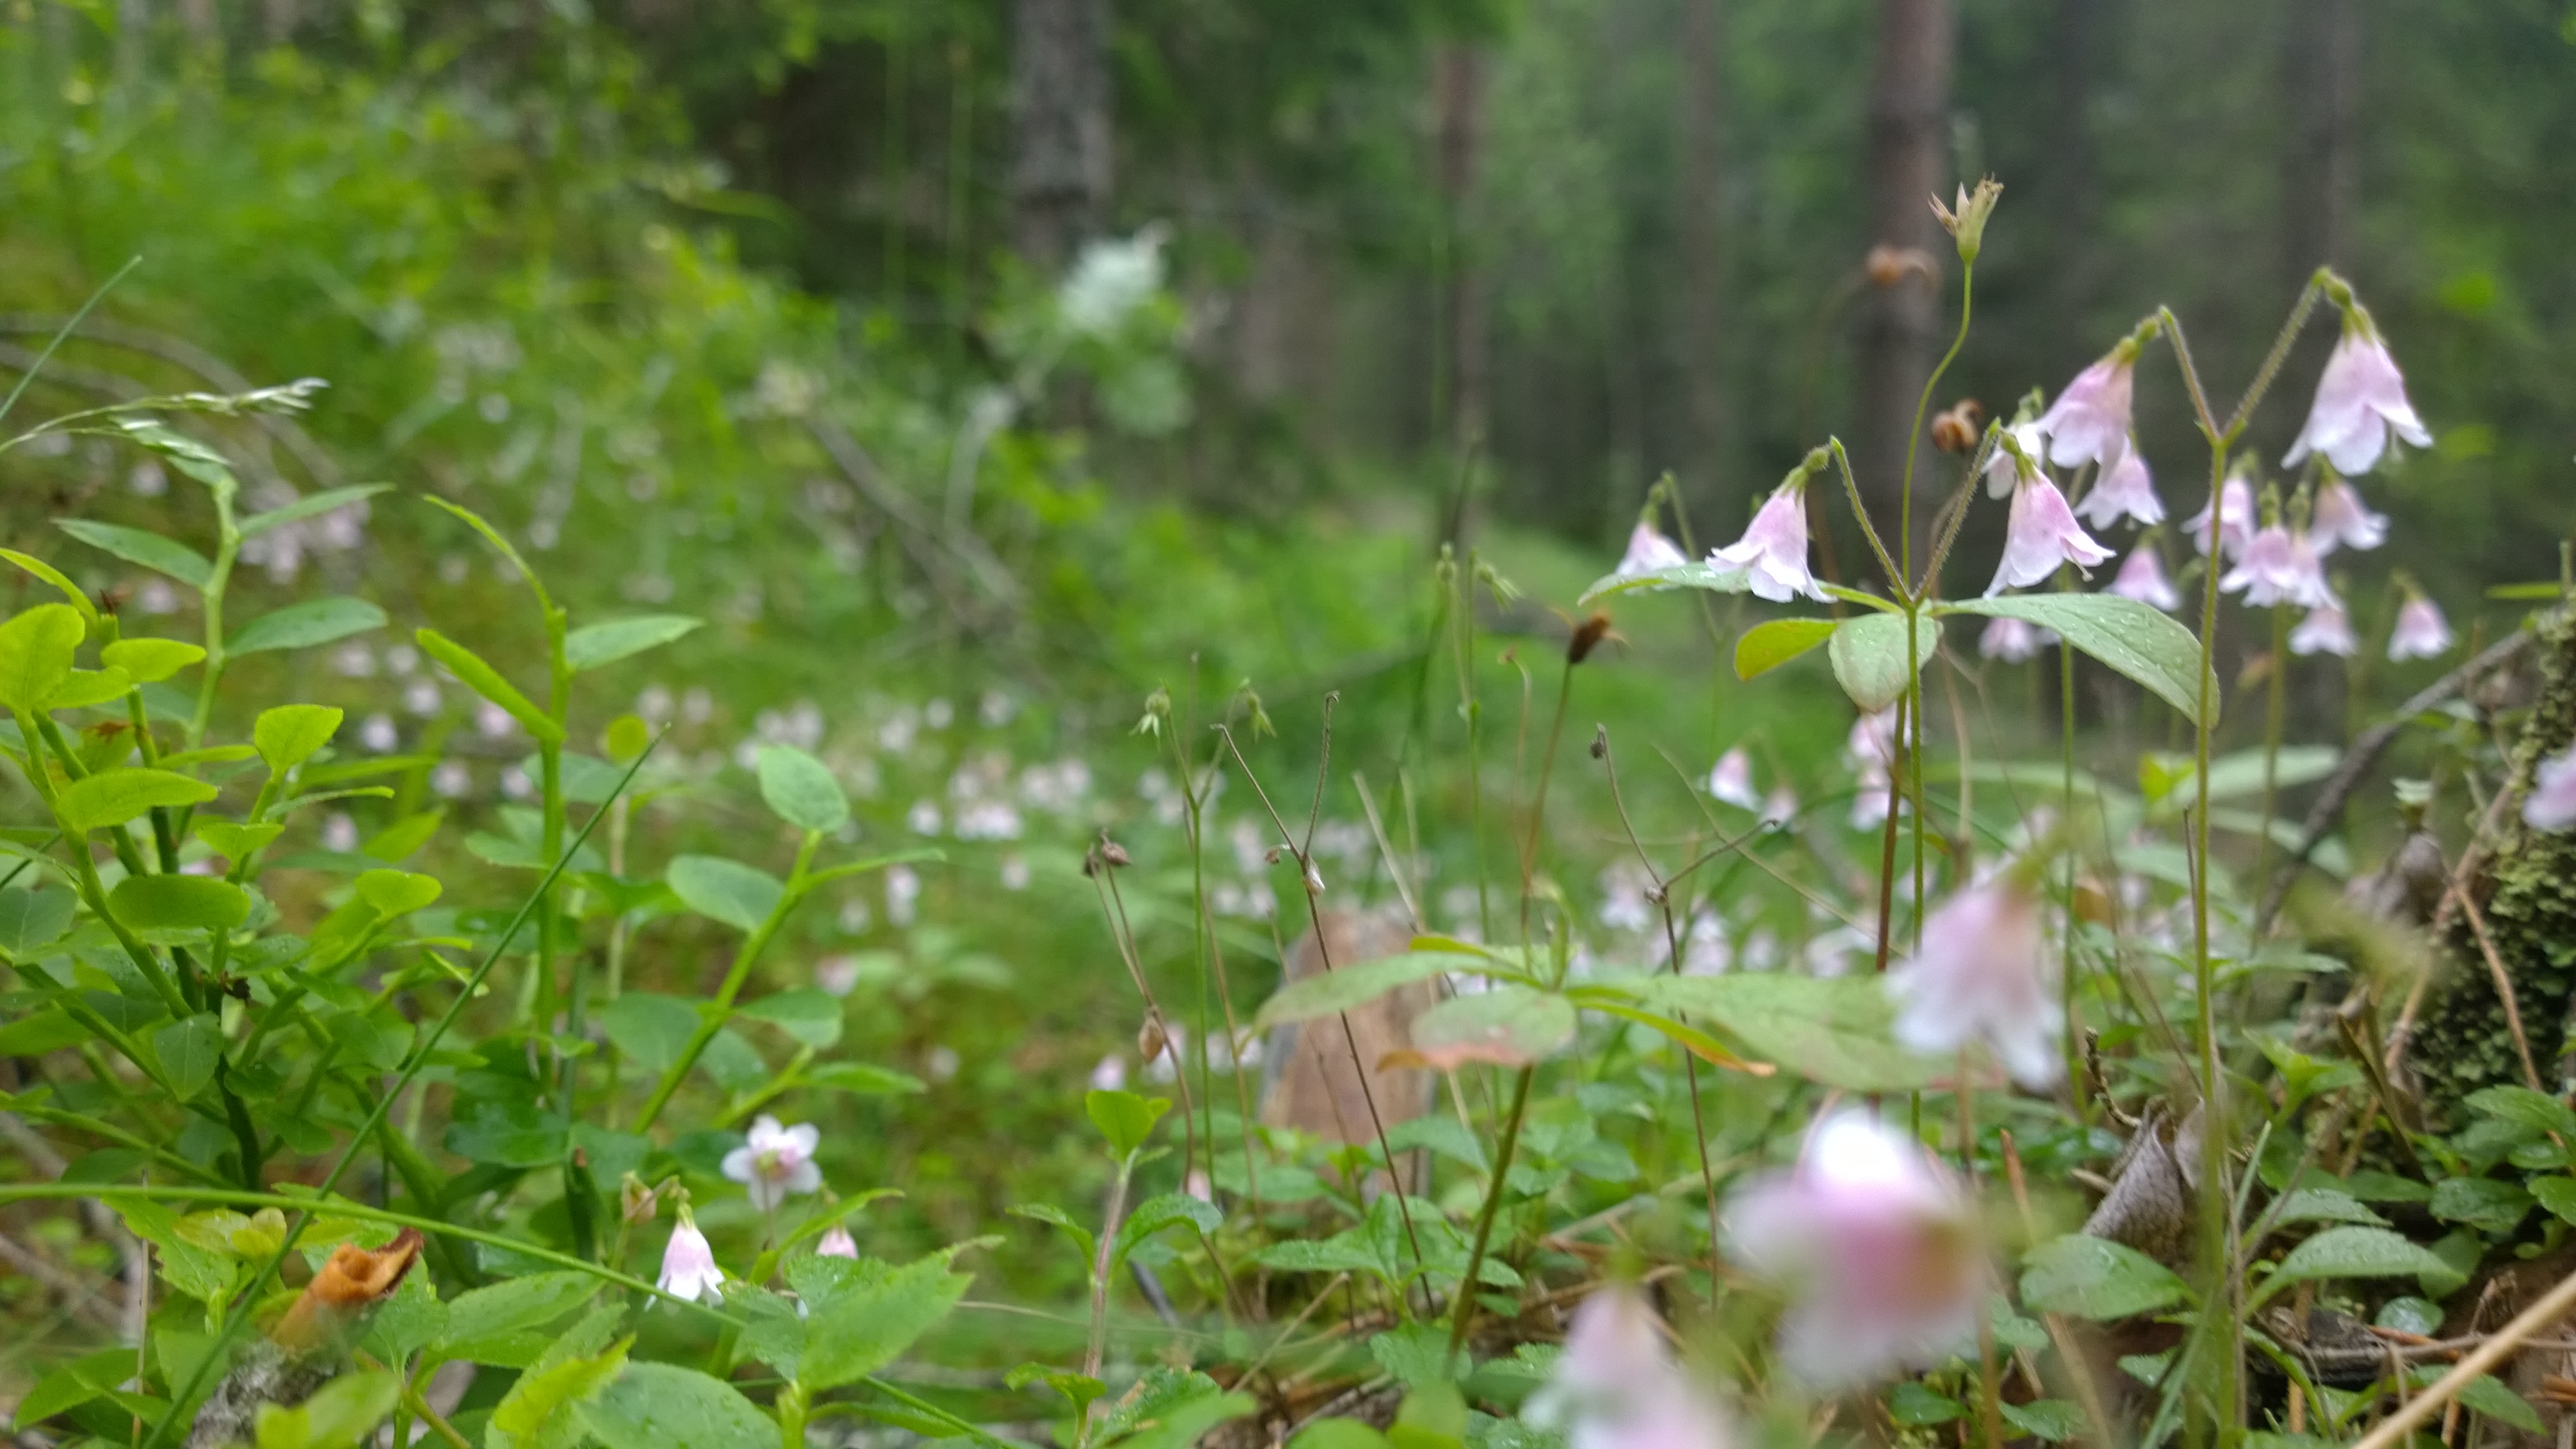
[631,831,823,1135]
[2257,603,2288,891]
[1961,1048,2001,1449]
[1083,1157,1132,1379]
[0,255,139,428]
[2061,632,2084,1109]
[1516,657,1577,949]
[1828,439,1904,597]
[1448,1064,1534,1360]
[1901,262,1976,581]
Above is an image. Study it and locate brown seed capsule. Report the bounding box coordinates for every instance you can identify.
[1865,244,1938,289]
[1100,839,1131,868]
[1567,612,1614,665]
[1138,1014,1169,1063]
[1931,398,1986,454]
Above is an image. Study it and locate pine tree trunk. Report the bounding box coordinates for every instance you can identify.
[1009,0,1112,269]
[2282,0,2360,277]
[1857,0,1955,562]
[1433,44,1487,457]
[1677,0,1727,475]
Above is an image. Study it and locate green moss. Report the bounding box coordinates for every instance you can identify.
[2409,610,2576,1126]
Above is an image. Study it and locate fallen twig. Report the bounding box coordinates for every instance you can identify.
[2350,1261,2576,1449]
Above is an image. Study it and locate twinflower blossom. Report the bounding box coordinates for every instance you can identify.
[2074,447,2163,529]
[1727,1111,1983,1387]
[722,1115,823,1211]
[1708,481,1827,603]
[1761,786,1800,828]
[2038,351,2137,471]
[1615,522,1690,580]
[657,1211,726,1305]
[2220,526,2334,610]
[1530,1285,1736,1449]
[1977,615,2054,662]
[2107,544,2181,610]
[2289,605,2359,657]
[2388,591,2454,661]
[2524,744,2576,832]
[817,1226,860,1259]
[1987,459,2112,595]
[1982,423,2052,499]
[2186,475,2256,560]
[1885,880,2061,1088]
[1706,747,1760,811]
[2310,478,2388,555]
[2284,319,2432,476]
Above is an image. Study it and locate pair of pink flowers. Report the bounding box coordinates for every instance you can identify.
[2036,352,2164,530]
[1986,428,2116,596]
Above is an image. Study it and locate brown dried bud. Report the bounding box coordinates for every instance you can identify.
[1931,398,1985,453]
[1865,244,1938,289]
[621,1172,659,1224]
[1138,1014,1169,1063]
[1099,839,1130,868]
[271,1228,423,1353]
[1589,724,1608,761]
[1567,612,1614,665]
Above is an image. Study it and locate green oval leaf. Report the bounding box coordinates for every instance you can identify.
[1576,558,1749,607]
[0,886,78,957]
[55,519,213,589]
[564,615,703,672]
[238,484,392,540]
[48,667,132,710]
[56,767,219,834]
[756,744,849,834]
[100,637,206,684]
[355,868,442,917]
[151,1013,226,1099]
[2268,1225,2454,1287]
[0,550,101,633]
[581,1363,773,1449]
[254,704,344,775]
[110,875,252,933]
[1828,611,1940,712]
[231,597,388,657]
[666,854,784,932]
[1087,1088,1171,1159]
[1628,974,1941,1092]
[1734,618,1837,680]
[1254,952,1498,1031]
[0,604,86,713]
[2020,1233,2190,1319]
[1942,593,2215,725]
[414,627,563,742]
[1390,985,1576,1070]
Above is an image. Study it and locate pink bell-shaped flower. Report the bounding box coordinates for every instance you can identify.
[2186,475,2256,560]
[2387,591,2454,661]
[816,1225,861,1259]
[1706,746,1760,811]
[1987,461,2113,595]
[2310,477,2388,555]
[1982,423,2052,500]
[2288,605,2359,657]
[1885,879,2063,1088]
[1533,1285,1737,1449]
[2284,319,2433,476]
[2038,352,2137,472]
[2074,445,2163,530]
[1615,521,1690,580]
[1977,615,2054,662]
[1709,481,1827,603]
[2525,743,2576,832]
[1727,1110,1984,1387]
[657,1210,727,1306]
[722,1115,824,1211]
[2106,544,2181,611]
[2220,526,2334,610]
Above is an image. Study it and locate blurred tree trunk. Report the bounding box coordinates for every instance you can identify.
[2046,0,2103,328]
[2282,0,2359,275]
[1678,0,1727,478]
[1433,44,1486,456]
[1857,0,1955,564]
[1009,0,1112,270]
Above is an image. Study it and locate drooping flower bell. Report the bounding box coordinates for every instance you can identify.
[1726,1110,1984,1387]
[1531,1285,1737,1449]
[2288,605,2359,657]
[1987,449,2112,595]
[1615,521,1690,581]
[657,1208,727,1306]
[1977,615,2054,663]
[2106,543,2181,611]
[1884,878,2062,1088]
[2038,349,2137,475]
[2310,477,2388,555]
[1709,476,1828,603]
[2074,446,2163,530]
[2186,474,2256,561]
[817,1225,861,1259]
[1845,709,1902,831]
[722,1114,823,1212]
[1983,423,2052,500]
[2387,589,2454,661]
[1706,746,1760,812]
[2284,311,2433,476]
[2525,743,2576,832]
[2220,525,2334,610]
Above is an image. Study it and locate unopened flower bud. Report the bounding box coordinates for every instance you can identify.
[1138,1014,1168,1063]
[1133,687,1171,737]
[1929,176,2003,263]
[1302,860,1326,895]
[1930,399,1984,453]
[622,1173,660,1224]
[1589,724,1608,760]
